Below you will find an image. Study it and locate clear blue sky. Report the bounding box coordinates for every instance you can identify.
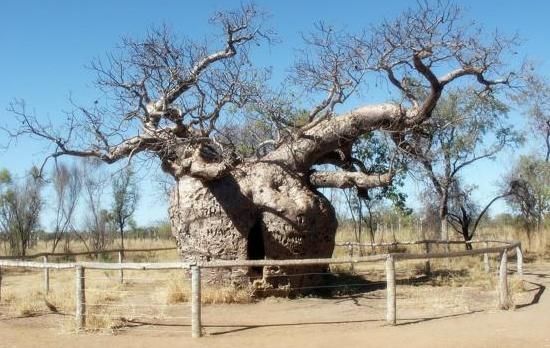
[1,1,549,228]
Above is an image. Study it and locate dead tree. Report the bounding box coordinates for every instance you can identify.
[4,3,519,289]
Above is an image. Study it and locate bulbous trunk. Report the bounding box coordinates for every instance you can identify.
[169,161,337,293]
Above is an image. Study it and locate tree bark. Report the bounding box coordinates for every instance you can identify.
[169,161,337,291]
[439,195,449,243]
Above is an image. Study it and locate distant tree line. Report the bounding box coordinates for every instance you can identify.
[0,160,171,257]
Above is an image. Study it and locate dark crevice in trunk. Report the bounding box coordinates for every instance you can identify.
[247,217,265,277]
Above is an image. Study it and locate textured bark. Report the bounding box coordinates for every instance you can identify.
[169,161,337,291]
[167,105,405,290]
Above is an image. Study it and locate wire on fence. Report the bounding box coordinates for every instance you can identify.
[0,239,523,338]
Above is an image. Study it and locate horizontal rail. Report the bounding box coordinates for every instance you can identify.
[394,242,520,261]
[198,254,388,268]
[0,240,520,270]
[1,239,516,262]
[0,260,192,270]
[0,238,521,337]
[335,239,514,247]
[0,246,177,260]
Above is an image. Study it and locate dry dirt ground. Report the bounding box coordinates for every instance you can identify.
[1,262,549,348]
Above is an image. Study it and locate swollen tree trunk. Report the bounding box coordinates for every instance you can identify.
[169,104,401,291]
[170,161,337,291]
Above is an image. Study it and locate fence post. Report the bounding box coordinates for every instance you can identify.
[347,243,354,273]
[498,249,510,310]
[516,244,523,277]
[43,256,49,294]
[75,266,86,331]
[385,254,396,325]
[118,251,124,284]
[483,242,490,273]
[0,266,2,301]
[424,242,431,275]
[191,265,202,338]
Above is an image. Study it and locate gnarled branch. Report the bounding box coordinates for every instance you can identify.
[309,171,392,190]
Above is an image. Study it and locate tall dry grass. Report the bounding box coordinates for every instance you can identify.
[0,229,541,333]
[0,238,180,262]
[335,224,549,255]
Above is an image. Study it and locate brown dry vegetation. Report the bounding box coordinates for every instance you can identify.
[0,229,547,334]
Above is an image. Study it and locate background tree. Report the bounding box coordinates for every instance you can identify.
[446,179,526,249]
[50,163,82,253]
[400,89,521,242]
[0,169,11,254]
[111,166,139,252]
[513,71,550,161]
[81,159,112,252]
[4,2,521,287]
[342,132,409,248]
[0,167,44,256]
[505,155,550,248]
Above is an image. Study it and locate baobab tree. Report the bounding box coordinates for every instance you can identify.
[4,2,520,288]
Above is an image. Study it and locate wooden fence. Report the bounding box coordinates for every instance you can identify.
[0,239,523,338]
[0,247,178,289]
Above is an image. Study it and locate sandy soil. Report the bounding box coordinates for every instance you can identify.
[0,262,548,348]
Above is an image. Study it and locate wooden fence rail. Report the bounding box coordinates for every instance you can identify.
[0,239,523,338]
[0,247,178,260]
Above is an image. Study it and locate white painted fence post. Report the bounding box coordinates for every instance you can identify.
[191,265,202,338]
[43,256,49,294]
[516,245,523,277]
[118,251,124,284]
[385,255,396,325]
[0,266,3,301]
[75,266,86,330]
[498,249,511,310]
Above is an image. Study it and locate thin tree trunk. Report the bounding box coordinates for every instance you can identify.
[439,189,449,243]
[119,224,125,256]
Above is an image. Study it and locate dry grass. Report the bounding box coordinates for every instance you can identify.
[0,266,253,332]
[201,285,252,304]
[0,238,180,262]
[334,225,549,255]
[164,278,251,305]
[0,270,76,317]
[0,233,543,334]
[165,278,189,304]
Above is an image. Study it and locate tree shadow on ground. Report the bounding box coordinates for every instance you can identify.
[299,269,468,299]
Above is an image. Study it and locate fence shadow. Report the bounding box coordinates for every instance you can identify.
[251,268,475,302]
[515,280,546,309]
[395,310,483,326]
[207,318,383,336]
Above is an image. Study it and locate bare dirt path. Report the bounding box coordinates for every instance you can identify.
[1,262,548,348]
